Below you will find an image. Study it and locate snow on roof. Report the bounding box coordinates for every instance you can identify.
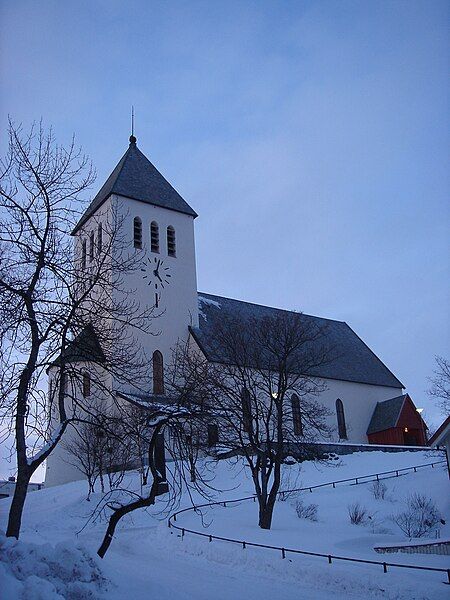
[192,292,403,389]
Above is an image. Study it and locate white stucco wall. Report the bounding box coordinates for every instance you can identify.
[110,194,199,397]
[316,378,403,443]
[45,361,114,487]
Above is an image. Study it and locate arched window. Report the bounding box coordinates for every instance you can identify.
[133,217,142,249]
[241,387,252,434]
[153,350,164,395]
[207,423,219,447]
[167,226,176,257]
[81,239,87,269]
[97,222,103,254]
[89,231,95,262]
[291,394,303,436]
[336,399,347,439]
[150,221,159,253]
[82,372,91,398]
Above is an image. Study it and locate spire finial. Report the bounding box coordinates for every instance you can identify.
[129,106,136,144]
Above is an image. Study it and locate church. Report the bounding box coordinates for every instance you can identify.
[45,135,427,487]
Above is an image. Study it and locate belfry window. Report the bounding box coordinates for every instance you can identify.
[167,226,176,257]
[291,394,303,436]
[134,217,142,249]
[150,221,159,253]
[336,398,347,439]
[153,350,164,395]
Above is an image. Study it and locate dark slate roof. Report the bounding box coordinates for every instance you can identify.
[192,293,404,389]
[52,324,106,365]
[72,138,197,234]
[366,395,407,434]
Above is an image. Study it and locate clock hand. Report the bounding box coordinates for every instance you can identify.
[156,272,163,283]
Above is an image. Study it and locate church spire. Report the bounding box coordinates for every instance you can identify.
[129,105,136,144]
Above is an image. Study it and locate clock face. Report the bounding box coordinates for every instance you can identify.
[140,257,172,307]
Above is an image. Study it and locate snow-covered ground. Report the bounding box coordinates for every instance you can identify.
[1,450,448,599]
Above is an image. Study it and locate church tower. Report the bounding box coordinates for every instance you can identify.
[71,135,199,397]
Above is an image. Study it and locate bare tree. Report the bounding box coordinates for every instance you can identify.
[95,401,213,558]
[122,403,153,486]
[0,120,155,538]
[63,419,102,500]
[183,311,335,530]
[428,356,450,416]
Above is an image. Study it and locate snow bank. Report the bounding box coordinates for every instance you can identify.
[0,531,108,600]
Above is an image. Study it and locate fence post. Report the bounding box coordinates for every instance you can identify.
[243,541,246,549]
[328,555,332,564]
[396,471,399,477]
[209,535,212,542]
[332,482,335,489]
[447,569,450,585]
[414,467,417,473]
[182,528,185,539]
[355,478,358,485]
[281,548,286,559]
[383,563,387,573]
[376,474,379,481]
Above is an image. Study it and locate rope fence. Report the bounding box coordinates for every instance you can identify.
[167,459,449,584]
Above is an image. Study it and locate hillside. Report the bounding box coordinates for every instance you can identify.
[1,449,448,600]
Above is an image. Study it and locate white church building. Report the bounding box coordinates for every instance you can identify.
[45,135,427,487]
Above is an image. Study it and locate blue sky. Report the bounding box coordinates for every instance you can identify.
[0,0,449,454]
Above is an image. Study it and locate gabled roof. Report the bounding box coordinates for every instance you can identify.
[72,137,197,234]
[367,394,407,434]
[52,324,106,366]
[192,293,404,389]
[428,415,450,446]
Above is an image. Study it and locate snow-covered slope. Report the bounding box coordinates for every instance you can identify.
[0,450,448,600]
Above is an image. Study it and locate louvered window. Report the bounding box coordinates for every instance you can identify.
[167,226,176,257]
[151,221,159,253]
[134,217,142,249]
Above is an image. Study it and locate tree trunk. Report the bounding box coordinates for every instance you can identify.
[258,498,276,529]
[6,467,31,538]
[97,481,158,558]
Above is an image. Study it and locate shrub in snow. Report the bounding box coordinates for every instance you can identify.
[370,480,387,500]
[347,502,369,525]
[0,531,107,600]
[391,493,441,538]
[295,498,318,521]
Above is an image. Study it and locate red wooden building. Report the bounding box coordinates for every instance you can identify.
[367,394,427,446]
